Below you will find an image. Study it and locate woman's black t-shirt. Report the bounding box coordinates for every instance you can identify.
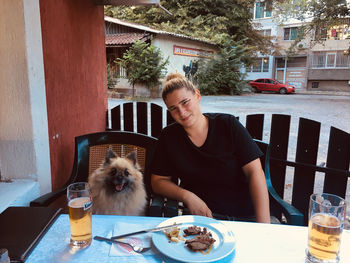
[151,113,263,217]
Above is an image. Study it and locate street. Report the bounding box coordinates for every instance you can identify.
[109,93,350,204]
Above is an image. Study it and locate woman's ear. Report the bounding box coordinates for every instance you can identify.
[195,89,201,101]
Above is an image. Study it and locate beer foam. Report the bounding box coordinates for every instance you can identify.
[69,197,91,208]
[312,213,340,228]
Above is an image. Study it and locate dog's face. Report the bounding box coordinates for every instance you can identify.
[101,149,142,196]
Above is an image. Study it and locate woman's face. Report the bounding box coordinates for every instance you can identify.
[164,87,202,129]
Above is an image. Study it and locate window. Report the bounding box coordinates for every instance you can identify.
[314,24,350,40]
[258,29,272,36]
[326,53,336,68]
[263,58,269,72]
[336,52,350,67]
[255,2,271,19]
[284,27,303,40]
[312,51,350,68]
[312,82,319,89]
[252,59,262,72]
[246,57,269,72]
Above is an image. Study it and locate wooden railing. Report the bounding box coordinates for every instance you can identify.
[107,102,350,225]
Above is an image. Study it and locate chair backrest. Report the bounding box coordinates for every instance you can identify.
[109,102,175,138]
[69,131,157,197]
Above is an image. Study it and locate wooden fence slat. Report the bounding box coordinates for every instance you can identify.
[323,127,350,197]
[111,105,121,131]
[269,114,291,198]
[123,102,134,132]
[292,117,320,225]
[151,103,163,138]
[137,102,148,135]
[167,110,175,126]
[245,114,264,140]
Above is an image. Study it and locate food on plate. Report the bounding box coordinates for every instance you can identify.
[183,225,207,236]
[185,232,216,252]
[164,225,185,242]
[164,224,216,254]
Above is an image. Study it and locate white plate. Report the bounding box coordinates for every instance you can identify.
[152,215,235,263]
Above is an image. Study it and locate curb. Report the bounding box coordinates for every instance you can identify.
[295,91,350,96]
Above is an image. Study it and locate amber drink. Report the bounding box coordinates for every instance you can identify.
[306,194,346,263]
[67,183,92,249]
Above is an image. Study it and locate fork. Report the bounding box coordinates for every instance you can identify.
[94,236,152,253]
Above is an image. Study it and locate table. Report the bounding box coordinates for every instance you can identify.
[25,214,350,263]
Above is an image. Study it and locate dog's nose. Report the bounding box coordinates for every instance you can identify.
[116,174,124,181]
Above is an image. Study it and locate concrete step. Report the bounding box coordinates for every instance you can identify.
[0,179,40,213]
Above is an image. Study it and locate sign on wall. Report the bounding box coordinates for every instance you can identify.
[173,45,214,58]
[286,68,306,89]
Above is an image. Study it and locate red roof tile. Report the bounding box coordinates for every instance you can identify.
[106,33,149,46]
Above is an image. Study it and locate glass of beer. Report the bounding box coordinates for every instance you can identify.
[67,182,92,249]
[306,193,346,263]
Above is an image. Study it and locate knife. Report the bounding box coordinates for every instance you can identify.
[110,223,182,240]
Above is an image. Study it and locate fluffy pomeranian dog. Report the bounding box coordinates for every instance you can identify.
[88,149,147,216]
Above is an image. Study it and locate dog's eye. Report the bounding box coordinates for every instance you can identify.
[110,168,117,176]
[124,169,129,177]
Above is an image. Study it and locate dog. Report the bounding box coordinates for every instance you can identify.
[88,149,147,216]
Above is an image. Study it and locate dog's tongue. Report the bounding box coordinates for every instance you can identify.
[115,184,124,192]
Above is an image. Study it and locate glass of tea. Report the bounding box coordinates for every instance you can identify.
[306,193,346,263]
[67,182,92,249]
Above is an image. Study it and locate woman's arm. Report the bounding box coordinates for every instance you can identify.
[151,174,213,217]
[242,159,270,223]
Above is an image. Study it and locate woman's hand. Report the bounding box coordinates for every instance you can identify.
[152,174,213,218]
[183,191,213,218]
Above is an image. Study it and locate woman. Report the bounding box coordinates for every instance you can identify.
[151,73,270,223]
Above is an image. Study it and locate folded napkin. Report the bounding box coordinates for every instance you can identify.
[109,221,157,257]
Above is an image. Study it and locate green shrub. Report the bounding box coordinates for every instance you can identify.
[117,40,169,96]
[196,41,249,95]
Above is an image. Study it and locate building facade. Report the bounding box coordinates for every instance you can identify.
[105,16,218,97]
[243,2,350,92]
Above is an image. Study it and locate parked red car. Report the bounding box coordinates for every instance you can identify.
[249,78,295,94]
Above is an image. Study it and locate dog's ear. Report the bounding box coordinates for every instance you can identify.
[126,151,137,166]
[105,149,116,164]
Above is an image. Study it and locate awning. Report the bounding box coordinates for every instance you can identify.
[106,33,150,46]
[95,0,159,5]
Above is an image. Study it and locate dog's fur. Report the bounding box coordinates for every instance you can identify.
[88,149,147,216]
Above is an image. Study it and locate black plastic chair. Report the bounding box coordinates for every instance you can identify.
[162,139,304,225]
[30,131,163,216]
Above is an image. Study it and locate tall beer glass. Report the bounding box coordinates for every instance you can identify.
[67,182,92,249]
[306,193,346,263]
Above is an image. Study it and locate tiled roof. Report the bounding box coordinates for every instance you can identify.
[104,16,217,46]
[106,33,150,46]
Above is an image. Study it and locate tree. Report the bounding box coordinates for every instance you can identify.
[105,1,279,95]
[117,40,169,97]
[196,41,250,95]
[105,1,275,55]
[107,63,118,89]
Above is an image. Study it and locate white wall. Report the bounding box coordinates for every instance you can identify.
[0,0,51,194]
[152,35,217,76]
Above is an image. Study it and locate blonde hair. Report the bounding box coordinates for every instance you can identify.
[162,73,196,100]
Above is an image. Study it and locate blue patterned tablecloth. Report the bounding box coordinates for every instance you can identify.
[25,214,235,263]
[25,214,350,263]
